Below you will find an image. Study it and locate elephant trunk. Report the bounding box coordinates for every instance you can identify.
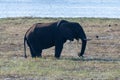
[77,28,87,57]
[78,39,87,57]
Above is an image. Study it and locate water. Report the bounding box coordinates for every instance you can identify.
[0,0,120,18]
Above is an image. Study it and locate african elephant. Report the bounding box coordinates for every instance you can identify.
[24,20,87,58]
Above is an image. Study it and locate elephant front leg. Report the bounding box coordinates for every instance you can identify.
[55,44,63,59]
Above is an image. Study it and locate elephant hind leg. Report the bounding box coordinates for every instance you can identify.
[30,47,42,58]
[27,41,36,58]
[32,44,42,58]
[36,50,42,58]
[28,41,42,58]
[29,45,36,58]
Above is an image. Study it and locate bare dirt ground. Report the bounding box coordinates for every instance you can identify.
[0,18,120,80]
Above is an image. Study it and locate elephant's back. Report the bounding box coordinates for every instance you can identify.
[35,22,57,28]
[26,22,58,40]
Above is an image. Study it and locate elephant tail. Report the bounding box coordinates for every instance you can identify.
[24,35,27,58]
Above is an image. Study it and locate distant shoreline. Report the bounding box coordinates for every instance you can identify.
[0,16,120,19]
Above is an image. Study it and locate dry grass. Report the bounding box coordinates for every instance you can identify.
[0,17,120,80]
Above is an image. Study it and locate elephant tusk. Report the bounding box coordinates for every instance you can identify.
[84,38,92,41]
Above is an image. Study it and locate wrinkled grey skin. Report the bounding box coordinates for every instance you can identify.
[24,20,87,58]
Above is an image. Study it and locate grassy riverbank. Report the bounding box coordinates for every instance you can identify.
[0,17,120,80]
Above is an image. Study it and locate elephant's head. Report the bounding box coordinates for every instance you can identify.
[59,20,87,57]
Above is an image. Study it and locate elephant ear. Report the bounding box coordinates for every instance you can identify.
[57,20,68,27]
[59,23,74,41]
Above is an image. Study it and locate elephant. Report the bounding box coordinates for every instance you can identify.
[24,20,87,58]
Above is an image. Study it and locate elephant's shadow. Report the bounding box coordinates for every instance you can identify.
[65,57,120,62]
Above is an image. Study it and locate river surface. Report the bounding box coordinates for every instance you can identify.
[0,0,120,18]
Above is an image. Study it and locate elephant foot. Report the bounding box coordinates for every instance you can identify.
[54,55,60,59]
[24,55,27,58]
[53,57,60,60]
[55,56,60,59]
[35,57,40,62]
[54,54,61,59]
